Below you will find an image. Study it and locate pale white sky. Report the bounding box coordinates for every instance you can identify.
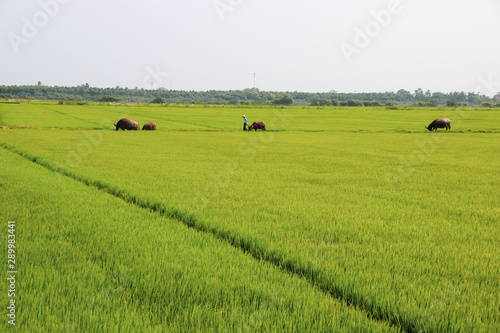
[1,0,499,95]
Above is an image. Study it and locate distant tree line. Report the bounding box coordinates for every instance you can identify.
[0,84,498,107]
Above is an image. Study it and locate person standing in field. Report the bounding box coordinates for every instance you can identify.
[242,115,248,131]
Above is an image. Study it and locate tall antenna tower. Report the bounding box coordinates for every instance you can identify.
[253,73,256,89]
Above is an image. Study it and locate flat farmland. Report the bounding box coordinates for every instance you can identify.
[0,102,498,332]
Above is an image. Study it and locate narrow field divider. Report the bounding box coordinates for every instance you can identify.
[1,142,415,332]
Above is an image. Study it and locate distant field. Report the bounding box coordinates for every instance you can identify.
[1,102,499,132]
[1,102,499,332]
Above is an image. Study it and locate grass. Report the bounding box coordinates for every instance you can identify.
[0,102,499,332]
[0,148,398,332]
[1,101,499,132]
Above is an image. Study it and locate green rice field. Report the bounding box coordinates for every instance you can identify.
[0,102,499,332]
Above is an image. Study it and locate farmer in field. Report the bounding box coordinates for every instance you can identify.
[242,115,248,131]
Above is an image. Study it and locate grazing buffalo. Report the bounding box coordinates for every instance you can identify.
[426,118,451,131]
[248,121,266,131]
[114,118,139,131]
[142,122,156,131]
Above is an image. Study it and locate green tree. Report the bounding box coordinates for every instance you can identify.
[0,93,13,99]
[150,97,166,104]
[414,88,424,102]
[99,96,123,103]
[363,100,382,107]
[428,99,439,107]
[467,92,481,105]
[311,98,332,106]
[347,99,363,106]
[273,95,293,105]
[481,102,494,108]
[493,92,500,103]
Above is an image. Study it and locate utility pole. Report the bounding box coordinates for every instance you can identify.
[253,73,256,89]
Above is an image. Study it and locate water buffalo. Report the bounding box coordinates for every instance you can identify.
[142,122,156,131]
[248,121,266,131]
[114,118,139,131]
[426,118,451,131]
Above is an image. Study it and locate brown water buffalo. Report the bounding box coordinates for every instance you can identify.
[426,118,451,131]
[115,118,139,131]
[142,122,156,131]
[248,121,266,131]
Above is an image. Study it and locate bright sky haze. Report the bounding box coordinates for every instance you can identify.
[1,0,499,95]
